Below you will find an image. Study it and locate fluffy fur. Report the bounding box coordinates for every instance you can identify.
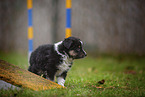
[28,37,87,86]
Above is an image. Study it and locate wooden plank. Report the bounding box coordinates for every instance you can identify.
[0,60,63,91]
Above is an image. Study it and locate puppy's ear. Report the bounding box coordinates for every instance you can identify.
[63,38,73,49]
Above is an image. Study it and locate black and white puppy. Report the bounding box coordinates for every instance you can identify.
[28,37,87,86]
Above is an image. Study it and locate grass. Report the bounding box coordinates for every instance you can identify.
[0,52,145,97]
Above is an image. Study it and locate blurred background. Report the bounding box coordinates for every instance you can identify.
[0,0,145,55]
[0,1,145,95]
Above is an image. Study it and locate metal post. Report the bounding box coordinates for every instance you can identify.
[65,0,72,38]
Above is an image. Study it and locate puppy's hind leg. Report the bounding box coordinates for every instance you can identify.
[46,71,55,82]
[46,76,55,82]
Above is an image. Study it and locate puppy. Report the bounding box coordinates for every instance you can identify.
[28,37,87,86]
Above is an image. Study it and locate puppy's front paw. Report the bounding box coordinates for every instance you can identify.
[57,77,65,87]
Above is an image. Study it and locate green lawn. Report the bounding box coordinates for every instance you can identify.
[0,52,145,97]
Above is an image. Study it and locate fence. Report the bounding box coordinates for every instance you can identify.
[0,0,145,54]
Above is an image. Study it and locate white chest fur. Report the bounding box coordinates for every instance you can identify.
[54,41,72,76]
[54,41,73,76]
[55,56,73,76]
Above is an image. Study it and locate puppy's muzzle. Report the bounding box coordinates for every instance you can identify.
[81,50,87,58]
[78,50,87,59]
